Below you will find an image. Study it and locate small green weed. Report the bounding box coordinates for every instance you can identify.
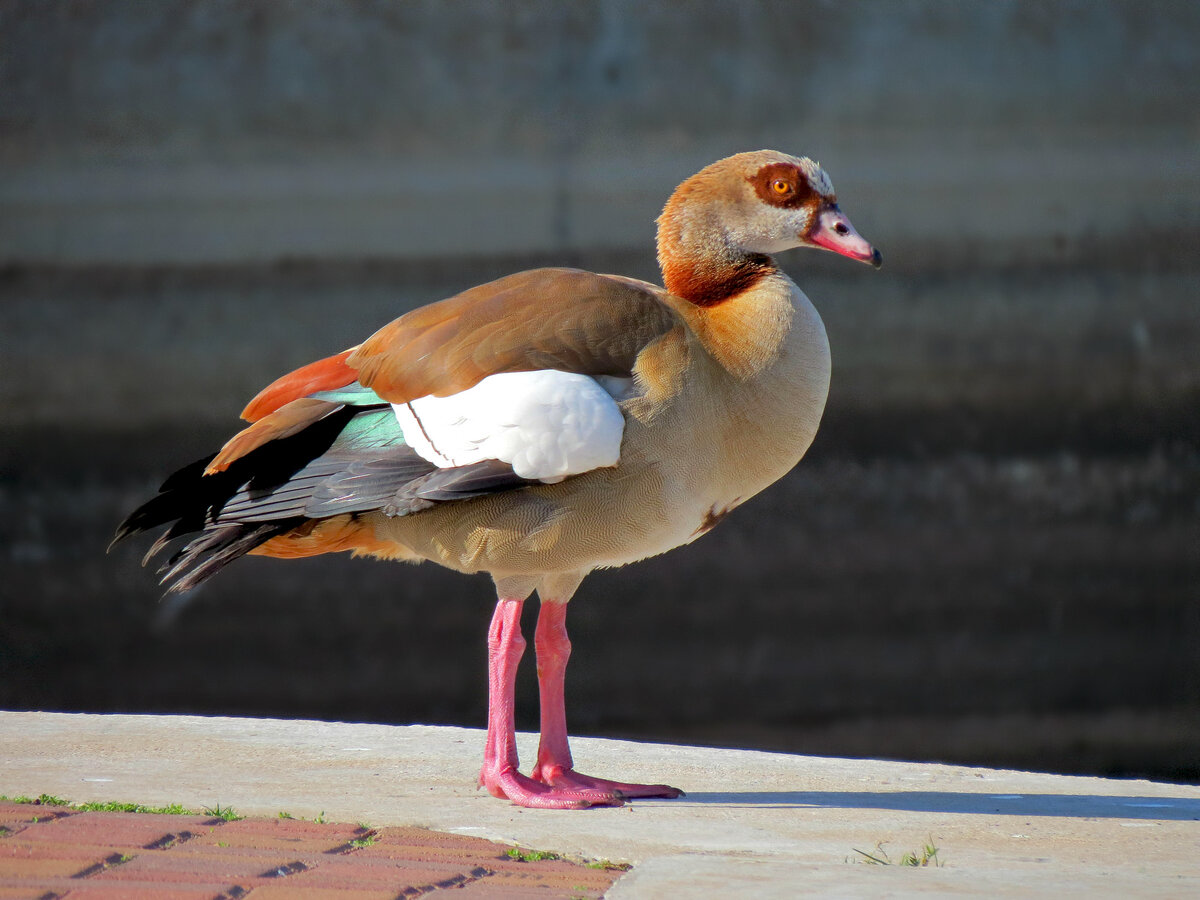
[76,801,192,815]
[23,794,70,807]
[585,859,632,871]
[3,794,194,816]
[203,804,242,822]
[851,839,942,867]
[348,829,379,849]
[277,811,294,819]
[507,847,561,862]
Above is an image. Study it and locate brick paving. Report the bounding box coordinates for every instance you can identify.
[0,801,624,899]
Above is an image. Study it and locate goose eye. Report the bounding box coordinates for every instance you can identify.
[771,179,792,195]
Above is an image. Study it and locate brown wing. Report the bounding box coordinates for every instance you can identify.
[346,267,681,403]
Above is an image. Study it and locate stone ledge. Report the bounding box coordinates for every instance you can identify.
[2,712,1198,898]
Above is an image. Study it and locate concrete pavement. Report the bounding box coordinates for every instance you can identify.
[2,712,1197,897]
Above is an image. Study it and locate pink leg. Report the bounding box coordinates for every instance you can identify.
[477,597,624,809]
[530,599,683,800]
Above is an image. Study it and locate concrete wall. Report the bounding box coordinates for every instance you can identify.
[3,2,1198,779]
[2,0,1198,266]
[4,1,1197,442]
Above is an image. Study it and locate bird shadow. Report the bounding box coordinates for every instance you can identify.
[668,790,1200,821]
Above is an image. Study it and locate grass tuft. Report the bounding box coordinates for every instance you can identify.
[851,838,943,867]
[76,800,192,815]
[3,793,194,817]
[202,803,242,822]
[585,858,632,871]
[507,847,561,863]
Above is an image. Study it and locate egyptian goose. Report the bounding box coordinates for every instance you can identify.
[115,150,881,809]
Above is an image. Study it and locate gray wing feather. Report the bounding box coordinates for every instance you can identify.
[218,446,534,523]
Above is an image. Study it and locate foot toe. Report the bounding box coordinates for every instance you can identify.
[536,766,684,800]
[483,766,625,809]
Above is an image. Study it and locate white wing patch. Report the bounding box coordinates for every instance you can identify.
[392,370,627,483]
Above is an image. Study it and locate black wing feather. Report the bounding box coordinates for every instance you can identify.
[114,403,537,594]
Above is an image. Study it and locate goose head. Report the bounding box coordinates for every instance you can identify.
[657,149,881,305]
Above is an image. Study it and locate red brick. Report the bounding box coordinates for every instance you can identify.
[0,809,626,900]
[457,869,617,898]
[356,842,500,867]
[249,888,404,900]
[357,840,568,880]
[356,827,624,893]
[0,803,74,835]
[357,828,506,866]
[212,817,366,842]
[0,801,53,815]
[149,842,310,863]
[0,885,75,900]
[0,855,92,879]
[0,838,116,864]
[185,818,363,854]
[0,889,38,899]
[282,855,483,890]
[373,825,504,851]
[0,801,38,830]
[88,847,285,883]
[44,885,219,899]
[16,810,214,850]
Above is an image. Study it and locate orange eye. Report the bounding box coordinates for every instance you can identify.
[771,179,792,195]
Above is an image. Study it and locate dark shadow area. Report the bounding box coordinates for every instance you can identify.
[676,791,1200,821]
[3,3,1198,792]
[3,257,1198,786]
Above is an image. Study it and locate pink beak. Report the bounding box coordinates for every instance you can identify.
[808,206,882,268]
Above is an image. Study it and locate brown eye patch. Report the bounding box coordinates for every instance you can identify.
[748,162,815,209]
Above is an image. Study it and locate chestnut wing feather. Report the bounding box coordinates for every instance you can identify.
[346,267,679,403]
